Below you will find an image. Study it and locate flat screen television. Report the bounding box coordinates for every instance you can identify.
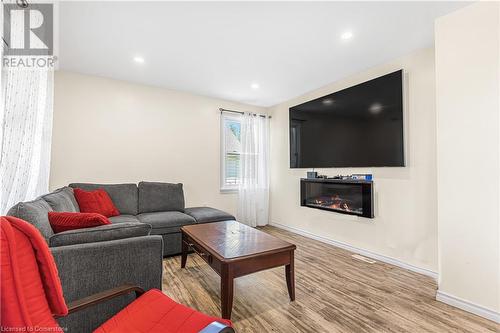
[289,70,404,168]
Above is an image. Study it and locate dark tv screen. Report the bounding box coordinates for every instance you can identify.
[289,70,404,168]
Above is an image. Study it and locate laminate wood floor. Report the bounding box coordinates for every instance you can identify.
[162,226,498,333]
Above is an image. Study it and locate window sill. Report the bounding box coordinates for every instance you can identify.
[220,188,238,194]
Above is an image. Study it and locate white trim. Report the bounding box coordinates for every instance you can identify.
[269,221,438,280]
[220,187,238,194]
[436,290,500,323]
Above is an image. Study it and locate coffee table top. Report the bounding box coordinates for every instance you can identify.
[181,220,296,261]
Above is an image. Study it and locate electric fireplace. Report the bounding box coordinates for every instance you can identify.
[300,179,374,218]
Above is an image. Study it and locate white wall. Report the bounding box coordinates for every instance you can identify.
[435,2,500,320]
[51,71,265,216]
[268,47,438,274]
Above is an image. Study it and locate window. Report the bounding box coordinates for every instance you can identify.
[221,113,242,191]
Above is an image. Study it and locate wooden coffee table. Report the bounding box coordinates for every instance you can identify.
[180,220,296,319]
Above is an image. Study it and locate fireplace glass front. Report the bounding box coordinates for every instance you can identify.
[300,179,373,218]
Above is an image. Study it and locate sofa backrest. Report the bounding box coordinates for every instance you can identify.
[69,183,138,215]
[138,181,185,214]
[41,187,80,212]
[7,198,54,240]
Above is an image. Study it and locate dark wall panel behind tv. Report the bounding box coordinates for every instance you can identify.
[289,70,404,168]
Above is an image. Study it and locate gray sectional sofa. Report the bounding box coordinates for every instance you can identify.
[68,182,235,255]
[8,181,235,255]
[7,181,235,332]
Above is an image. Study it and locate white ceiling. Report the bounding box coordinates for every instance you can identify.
[58,1,468,107]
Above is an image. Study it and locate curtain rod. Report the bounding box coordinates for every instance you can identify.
[219,108,271,119]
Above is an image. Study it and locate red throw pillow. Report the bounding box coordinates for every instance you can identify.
[48,212,111,233]
[73,188,120,217]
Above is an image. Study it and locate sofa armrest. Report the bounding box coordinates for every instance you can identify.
[49,222,151,247]
[51,235,163,332]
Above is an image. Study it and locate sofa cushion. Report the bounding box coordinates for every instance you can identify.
[109,215,140,224]
[48,222,152,247]
[138,182,185,213]
[48,212,111,233]
[73,188,120,217]
[7,199,54,240]
[184,207,235,224]
[137,211,195,234]
[42,187,80,212]
[69,183,138,215]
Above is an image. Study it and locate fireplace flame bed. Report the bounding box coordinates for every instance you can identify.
[308,195,362,214]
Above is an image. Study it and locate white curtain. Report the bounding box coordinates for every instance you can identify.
[237,112,270,227]
[0,68,54,214]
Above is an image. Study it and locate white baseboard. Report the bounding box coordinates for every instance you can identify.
[269,221,438,280]
[436,290,500,323]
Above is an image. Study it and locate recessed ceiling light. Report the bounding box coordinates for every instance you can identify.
[341,31,353,40]
[133,56,145,64]
[251,83,260,89]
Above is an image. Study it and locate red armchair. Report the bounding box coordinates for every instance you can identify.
[0,216,234,333]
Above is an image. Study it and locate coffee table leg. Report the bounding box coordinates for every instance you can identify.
[285,250,295,301]
[221,264,234,319]
[181,233,188,268]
